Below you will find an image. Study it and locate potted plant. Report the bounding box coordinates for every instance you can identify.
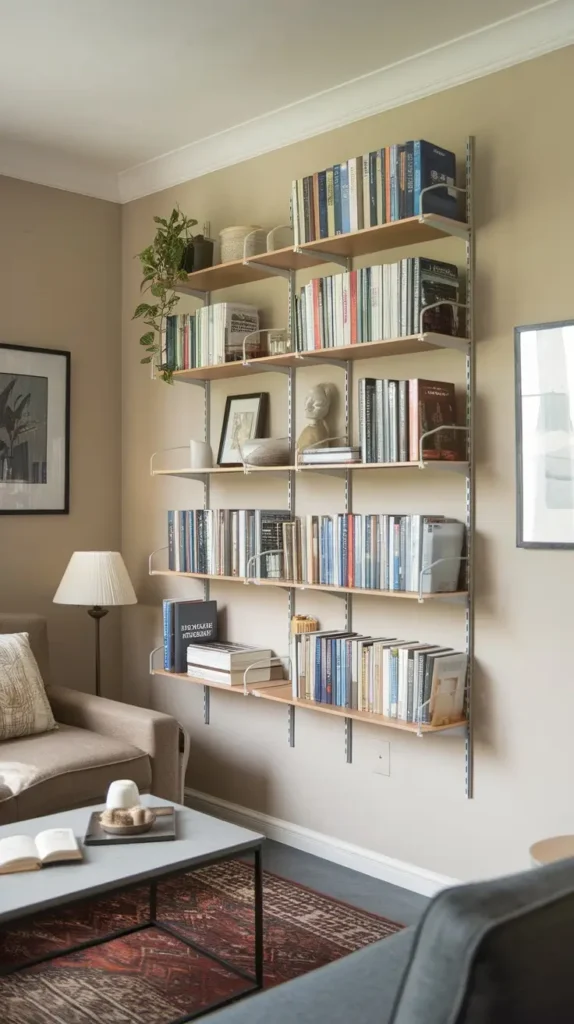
[133,207,197,383]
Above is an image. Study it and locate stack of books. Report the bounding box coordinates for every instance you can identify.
[167,509,291,578]
[162,599,218,673]
[299,446,361,465]
[282,514,465,593]
[291,139,457,245]
[162,303,260,370]
[290,629,467,725]
[358,377,459,464]
[294,259,460,352]
[187,642,283,687]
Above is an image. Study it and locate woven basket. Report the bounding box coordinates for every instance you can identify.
[219,225,266,263]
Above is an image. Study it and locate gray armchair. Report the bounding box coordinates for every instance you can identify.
[0,613,180,824]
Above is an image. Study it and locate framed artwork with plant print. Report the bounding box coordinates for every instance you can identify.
[0,344,70,514]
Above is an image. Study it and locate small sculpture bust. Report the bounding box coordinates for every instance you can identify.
[296,383,336,452]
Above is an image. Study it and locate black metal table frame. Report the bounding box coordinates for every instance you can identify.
[0,844,264,1023]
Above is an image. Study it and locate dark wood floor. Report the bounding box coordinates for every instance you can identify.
[261,839,428,927]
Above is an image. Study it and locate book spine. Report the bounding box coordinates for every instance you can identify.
[291,180,299,247]
[399,516,406,591]
[348,158,358,232]
[303,176,312,243]
[388,381,398,462]
[350,271,357,345]
[333,164,342,234]
[163,600,173,671]
[317,170,328,239]
[340,162,350,234]
[414,141,421,215]
[365,380,374,464]
[399,145,406,219]
[362,154,371,229]
[406,141,414,217]
[390,648,399,717]
[167,510,175,571]
[312,172,320,243]
[369,151,377,227]
[398,380,408,462]
[296,178,305,243]
[326,168,335,237]
[375,379,383,463]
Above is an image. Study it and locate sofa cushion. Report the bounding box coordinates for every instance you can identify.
[0,723,151,823]
[389,856,574,1024]
[208,926,414,1024]
[0,632,56,740]
[0,614,50,684]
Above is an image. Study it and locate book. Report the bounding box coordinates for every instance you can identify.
[187,663,284,686]
[0,828,82,874]
[186,641,274,671]
[408,379,459,461]
[420,521,465,593]
[173,600,217,673]
[428,651,468,725]
[413,140,457,219]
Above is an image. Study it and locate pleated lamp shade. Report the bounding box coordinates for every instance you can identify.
[54,552,137,607]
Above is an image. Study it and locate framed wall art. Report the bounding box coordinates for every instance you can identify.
[515,319,574,547]
[217,392,268,467]
[0,344,70,515]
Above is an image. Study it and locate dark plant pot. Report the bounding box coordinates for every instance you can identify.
[191,236,214,272]
[180,236,214,274]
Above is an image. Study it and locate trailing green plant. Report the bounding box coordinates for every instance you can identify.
[133,207,197,383]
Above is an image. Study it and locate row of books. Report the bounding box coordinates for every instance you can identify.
[161,303,260,371]
[359,377,459,464]
[294,259,460,352]
[290,629,467,725]
[167,510,465,593]
[167,508,290,579]
[291,139,457,245]
[282,515,465,593]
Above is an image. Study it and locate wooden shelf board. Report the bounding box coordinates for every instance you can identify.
[174,217,469,295]
[301,215,468,259]
[151,667,285,694]
[152,465,291,478]
[253,683,467,733]
[297,460,468,473]
[150,570,467,601]
[172,333,467,383]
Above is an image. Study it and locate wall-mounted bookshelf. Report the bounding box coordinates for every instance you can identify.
[149,137,475,794]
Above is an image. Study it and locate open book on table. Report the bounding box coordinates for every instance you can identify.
[0,828,82,874]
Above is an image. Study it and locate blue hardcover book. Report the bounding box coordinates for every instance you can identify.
[333,638,340,706]
[389,145,398,221]
[369,151,377,226]
[365,516,371,589]
[333,164,342,234]
[312,637,321,702]
[413,140,457,219]
[318,170,328,239]
[390,649,399,717]
[163,599,175,670]
[340,162,350,234]
[392,518,401,590]
[340,515,347,587]
[327,518,333,585]
[178,512,187,572]
[406,141,414,217]
[167,510,175,571]
[324,637,333,704]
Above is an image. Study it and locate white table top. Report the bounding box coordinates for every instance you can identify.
[0,796,264,923]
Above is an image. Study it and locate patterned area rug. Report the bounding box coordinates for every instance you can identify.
[0,859,402,1023]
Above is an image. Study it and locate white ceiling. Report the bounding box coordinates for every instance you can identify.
[0,0,572,202]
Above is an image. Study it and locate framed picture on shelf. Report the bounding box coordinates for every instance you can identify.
[217,392,268,467]
[515,319,574,547]
[0,343,70,515]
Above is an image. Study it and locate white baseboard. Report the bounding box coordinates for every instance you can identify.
[185,787,458,897]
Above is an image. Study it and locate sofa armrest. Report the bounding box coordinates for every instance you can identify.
[48,686,180,803]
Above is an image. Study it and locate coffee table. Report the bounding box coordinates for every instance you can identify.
[0,795,265,1022]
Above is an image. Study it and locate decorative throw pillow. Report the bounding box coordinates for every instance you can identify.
[0,632,57,740]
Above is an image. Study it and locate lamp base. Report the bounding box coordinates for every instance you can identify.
[87,606,108,697]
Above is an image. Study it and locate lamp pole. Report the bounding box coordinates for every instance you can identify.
[87,606,108,697]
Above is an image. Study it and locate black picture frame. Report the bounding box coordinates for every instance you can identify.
[217,392,268,467]
[515,319,574,548]
[0,343,70,515]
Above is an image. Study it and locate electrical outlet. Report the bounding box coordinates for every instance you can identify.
[373,742,391,776]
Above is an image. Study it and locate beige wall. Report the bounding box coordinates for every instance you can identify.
[0,176,122,694]
[122,45,574,881]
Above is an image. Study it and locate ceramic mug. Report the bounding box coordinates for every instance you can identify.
[106,779,140,810]
[190,440,213,469]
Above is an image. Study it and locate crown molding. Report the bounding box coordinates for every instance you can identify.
[0,138,120,203]
[1,2,573,205]
[118,0,574,203]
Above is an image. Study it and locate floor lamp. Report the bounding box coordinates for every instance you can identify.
[54,551,137,697]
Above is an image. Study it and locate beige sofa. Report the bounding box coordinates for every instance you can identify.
[0,613,180,824]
